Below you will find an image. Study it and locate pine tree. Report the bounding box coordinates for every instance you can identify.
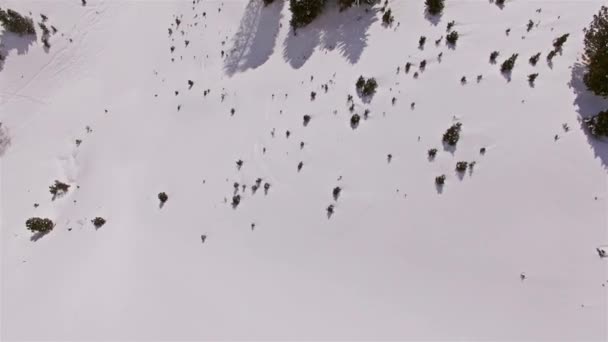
[500,53,518,72]
[425,0,445,16]
[583,6,608,97]
[552,33,570,51]
[443,122,462,146]
[529,52,541,65]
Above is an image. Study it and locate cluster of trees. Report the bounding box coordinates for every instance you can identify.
[0,8,35,35]
[582,6,608,137]
[356,76,378,96]
[289,0,377,29]
[443,122,462,146]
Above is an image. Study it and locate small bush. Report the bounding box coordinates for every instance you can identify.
[442,122,462,146]
[0,8,36,35]
[455,161,468,172]
[310,91,316,100]
[495,0,505,6]
[425,0,445,16]
[529,52,541,65]
[420,60,427,70]
[92,217,106,228]
[435,175,446,185]
[26,217,54,233]
[428,148,438,158]
[49,180,70,199]
[490,51,499,63]
[500,53,518,72]
[526,19,534,32]
[405,62,412,73]
[583,6,608,97]
[158,192,168,203]
[446,31,459,45]
[584,110,608,137]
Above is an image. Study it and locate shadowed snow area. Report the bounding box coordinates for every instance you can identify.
[1,0,607,340]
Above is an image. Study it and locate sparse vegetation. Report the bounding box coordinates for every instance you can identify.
[442,122,462,146]
[582,6,608,97]
[26,217,54,233]
[0,8,36,35]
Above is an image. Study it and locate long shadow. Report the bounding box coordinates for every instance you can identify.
[224,0,284,76]
[0,31,37,72]
[284,2,377,69]
[568,62,608,170]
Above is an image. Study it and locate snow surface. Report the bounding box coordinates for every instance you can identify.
[1,0,607,340]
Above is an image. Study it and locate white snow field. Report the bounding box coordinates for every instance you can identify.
[1,0,607,340]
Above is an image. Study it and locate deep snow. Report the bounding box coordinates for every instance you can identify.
[1,0,607,340]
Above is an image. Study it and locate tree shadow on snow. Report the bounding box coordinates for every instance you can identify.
[283,3,378,69]
[224,0,285,76]
[30,231,49,242]
[568,62,608,170]
[0,31,37,72]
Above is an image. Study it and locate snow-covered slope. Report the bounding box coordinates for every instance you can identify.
[1,0,607,340]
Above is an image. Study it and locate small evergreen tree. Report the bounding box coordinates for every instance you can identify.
[495,0,505,7]
[158,192,168,204]
[92,217,106,228]
[582,6,608,97]
[425,0,445,16]
[547,49,556,61]
[443,122,462,146]
[382,8,394,26]
[552,33,570,51]
[333,186,341,200]
[526,19,534,32]
[356,76,365,89]
[446,31,459,45]
[528,73,539,85]
[362,78,377,96]
[350,113,361,128]
[428,148,438,158]
[419,36,426,48]
[49,180,70,199]
[446,20,455,31]
[500,53,518,72]
[303,114,311,126]
[455,161,468,172]
[26,217,54,233]
[529,52,541,65]
[435,175,446,185]
[490,51,499,63]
